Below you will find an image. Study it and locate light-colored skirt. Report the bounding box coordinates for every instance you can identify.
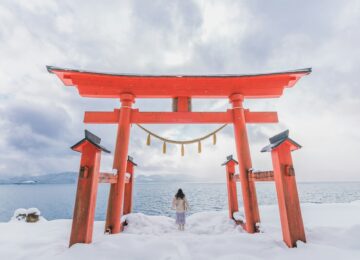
[176,212,186,225]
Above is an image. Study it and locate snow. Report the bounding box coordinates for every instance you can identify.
[233,211,244,222]
[27,208,41,216]
[11,208,27,221]
[11,207,43,222]
[0,202,360,260]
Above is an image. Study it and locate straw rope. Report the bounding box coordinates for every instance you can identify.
[136,124,227,145]
[136,123,227,156]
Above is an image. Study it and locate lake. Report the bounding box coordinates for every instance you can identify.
[0,182,360,222]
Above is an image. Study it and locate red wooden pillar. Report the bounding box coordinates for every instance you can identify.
[261,130,306,247]
[222,155,239,219]
[230,94,260,233]
[106,182,116,233]
[69,130,110,247]
[123,156,137,215]
[105,93,135,234]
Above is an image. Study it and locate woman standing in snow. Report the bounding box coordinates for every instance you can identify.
[172,189,189,231]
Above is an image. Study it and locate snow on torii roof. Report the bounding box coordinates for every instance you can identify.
[221,155,239,166]
[71,130,110,153]
[47,66,311,99]
[261,130,301,153]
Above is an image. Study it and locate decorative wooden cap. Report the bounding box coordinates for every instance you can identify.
[71,130,111,153]
[261,130,301,152]
[221,155,239,166]
[127,155,137,166]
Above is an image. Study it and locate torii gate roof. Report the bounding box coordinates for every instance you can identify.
[47,66,311,99]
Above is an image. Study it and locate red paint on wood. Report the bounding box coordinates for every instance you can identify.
[248,171,274,182]
[84,109,278,124]
[98,173,118,184]
[105,94,134,234]
[123,161,135,215]
[85,110,232,124]
[132,110,233,124]
[230,94,260,232]
[244,110,278,124]
[49,67,310,99]
[175,97,191,112]
[84,110,119,124]
[105,184,116,233]
[271,142,306,247]
[69,142,101,247]
[225,161,239,219]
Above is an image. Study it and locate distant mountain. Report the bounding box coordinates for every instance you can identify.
[0,172,77,184]
[0,172,198,184]
[135,174,198,183]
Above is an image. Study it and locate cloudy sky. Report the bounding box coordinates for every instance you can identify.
[0,0,359,181]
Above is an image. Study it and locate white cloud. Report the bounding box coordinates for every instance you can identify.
[0,0,359,181]
[55,14,74,34]
[199,0,254,43]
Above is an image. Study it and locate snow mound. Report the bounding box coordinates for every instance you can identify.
[124,213,179,234]
[186,211,238,234]
[124,211,238,235]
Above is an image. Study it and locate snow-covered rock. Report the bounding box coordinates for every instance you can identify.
[26,208,41,223]
[10,208,45,223]
[11,208,27,222]
[27,208,41,216]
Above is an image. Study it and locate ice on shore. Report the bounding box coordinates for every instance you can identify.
[0,202,360,260]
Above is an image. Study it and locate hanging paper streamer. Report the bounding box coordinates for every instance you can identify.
[146,134,151,146]
[162,142,167,154]
[198,141,202,153]
[213,133,217,145]
[181,144,185,156]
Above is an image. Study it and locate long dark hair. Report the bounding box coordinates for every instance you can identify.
[175,188,185,199]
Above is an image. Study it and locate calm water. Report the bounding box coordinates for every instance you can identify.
[0,182,359,222]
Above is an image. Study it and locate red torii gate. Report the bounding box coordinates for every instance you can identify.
[47,66,311,248]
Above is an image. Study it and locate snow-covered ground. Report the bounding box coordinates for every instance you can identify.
[0,202,359,260]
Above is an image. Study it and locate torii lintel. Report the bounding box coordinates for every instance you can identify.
[47,66,311,99]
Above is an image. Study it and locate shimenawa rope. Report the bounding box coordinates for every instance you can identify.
[136,124,227,156]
